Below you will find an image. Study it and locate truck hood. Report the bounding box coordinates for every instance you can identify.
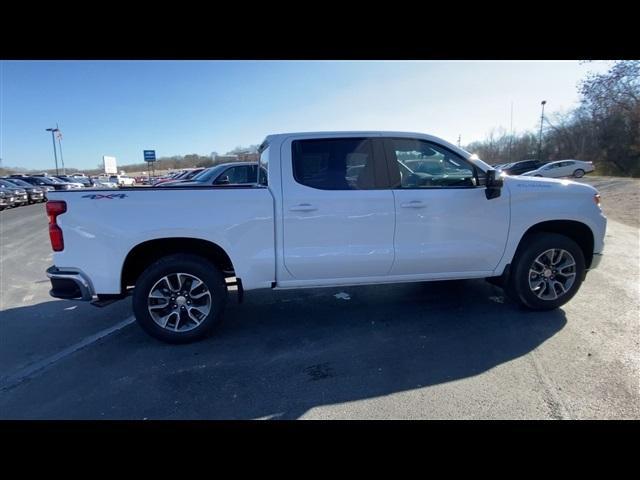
[504,174,598,195]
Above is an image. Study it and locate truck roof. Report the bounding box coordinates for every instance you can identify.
[266,130,444,140]
[263,131,471,158]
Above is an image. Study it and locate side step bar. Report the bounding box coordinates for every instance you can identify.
[89,278,245,308]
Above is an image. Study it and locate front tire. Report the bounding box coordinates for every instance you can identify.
[132,254,228,343]
[507,233,585,310]
[573,169,585,178]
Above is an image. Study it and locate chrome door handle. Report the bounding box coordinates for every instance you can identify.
[400,201,426,208]
[289,203,318,212]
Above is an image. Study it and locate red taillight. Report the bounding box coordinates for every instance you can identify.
[46,200,67,251]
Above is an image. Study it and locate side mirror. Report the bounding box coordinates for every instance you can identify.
[216,176,230,185]
[485,169,503,200]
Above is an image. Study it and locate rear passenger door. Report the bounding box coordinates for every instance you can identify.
[281,136,396,280]
[545,163,563,177]
[558,161,575,177]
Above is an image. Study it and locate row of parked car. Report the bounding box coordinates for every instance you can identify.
[0,164,262,210]
[0,173,120,211]
[494,159,595,178]
[152,163,259,187]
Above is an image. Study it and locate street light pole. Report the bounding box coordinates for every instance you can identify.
[46,127,59,176]
[56,123,66,175]
[508,101,514,163]
[538,100,546,162]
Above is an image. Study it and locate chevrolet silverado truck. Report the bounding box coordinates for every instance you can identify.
[45,131,606,343]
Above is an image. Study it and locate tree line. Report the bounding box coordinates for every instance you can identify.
[88,145,261,175]
[465,61,640,177]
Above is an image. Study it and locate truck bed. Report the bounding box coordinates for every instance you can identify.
[47,186,275,294]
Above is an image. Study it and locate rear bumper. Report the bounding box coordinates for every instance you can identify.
[46,266,96,301]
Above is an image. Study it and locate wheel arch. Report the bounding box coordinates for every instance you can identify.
[121,237,235,293]
[516,220,595,268]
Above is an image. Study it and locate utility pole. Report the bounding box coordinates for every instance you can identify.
[46,127,60,176]
[56,123,66,175]
[457,134,461,148]
[538,100,546,162]
[508,101,514,163]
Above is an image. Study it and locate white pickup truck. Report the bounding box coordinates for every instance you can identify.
[45,131,606,343]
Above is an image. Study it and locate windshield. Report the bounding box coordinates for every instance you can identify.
[4,179,31,187]
[31,177,56,185]
[0,180,18,188]
[184,169,203,179]
[467,155,492,172]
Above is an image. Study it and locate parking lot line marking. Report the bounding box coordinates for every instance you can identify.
[530,350,572,420]
[0,316,136,392]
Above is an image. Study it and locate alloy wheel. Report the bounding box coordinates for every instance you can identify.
[147,273,212,332]
[528,248,577,301]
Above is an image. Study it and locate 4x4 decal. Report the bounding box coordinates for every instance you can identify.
[82,193,128,200]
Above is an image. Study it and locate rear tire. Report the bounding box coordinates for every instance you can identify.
[132,254,228,344]
[573,169,585,178]
[506,233,585,310]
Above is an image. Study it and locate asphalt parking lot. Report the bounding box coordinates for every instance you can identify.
[0,178,638,419]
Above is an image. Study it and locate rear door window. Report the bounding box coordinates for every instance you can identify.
[292,138,382,190]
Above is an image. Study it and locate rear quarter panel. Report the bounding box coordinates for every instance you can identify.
[48,187,275,293]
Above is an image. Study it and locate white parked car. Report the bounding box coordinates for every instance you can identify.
[44,131,606,344]
[95,176,119,188]
[109,175,136,187]
[522,160,595,178]
[94,180,119,189]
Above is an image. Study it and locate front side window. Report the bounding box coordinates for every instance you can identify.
[387,138,477,188]
[218,165,256,184]
[292,138,377,190]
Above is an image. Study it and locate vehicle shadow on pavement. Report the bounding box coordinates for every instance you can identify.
[215,279,568,419]
[0,279,567,419]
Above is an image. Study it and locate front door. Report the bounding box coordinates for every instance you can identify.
[383,137,510,276]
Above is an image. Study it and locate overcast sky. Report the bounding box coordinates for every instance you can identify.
[1,60,612,170]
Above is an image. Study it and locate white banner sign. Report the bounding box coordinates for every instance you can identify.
[103,156,117,174]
